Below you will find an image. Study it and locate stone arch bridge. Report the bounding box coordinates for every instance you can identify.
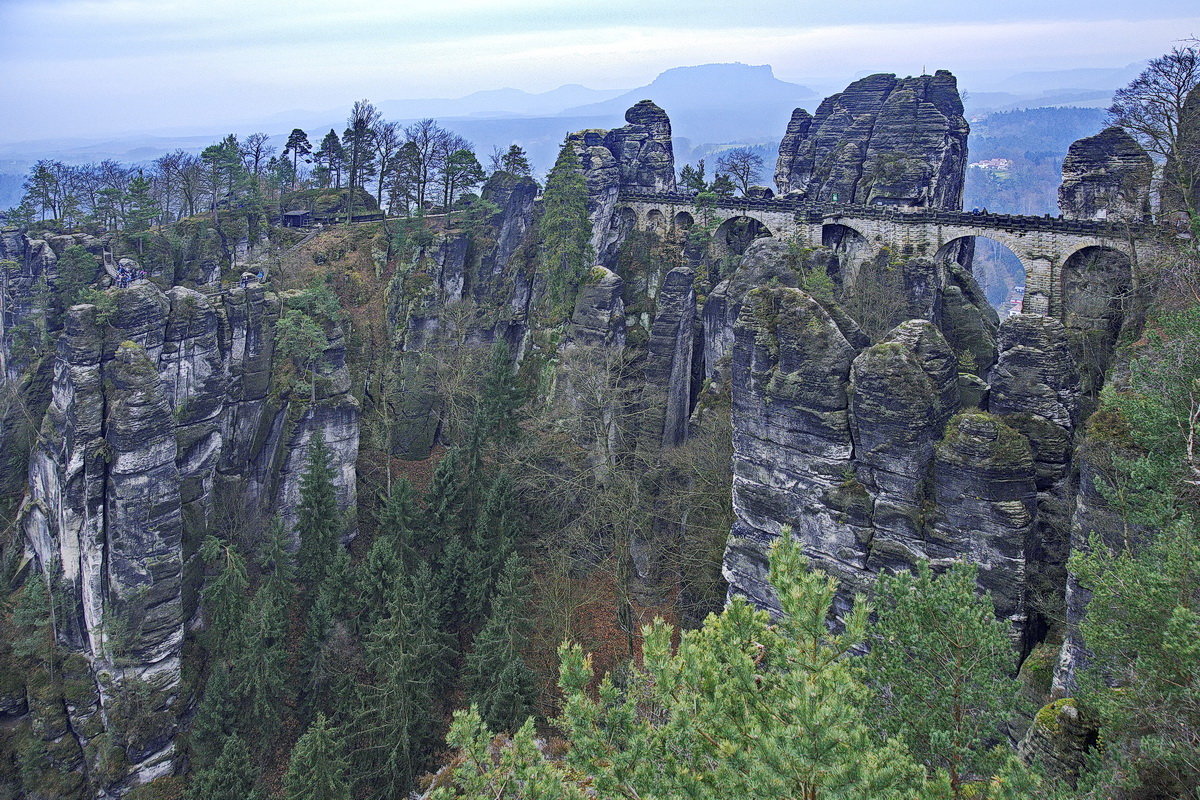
[619,191,1171,316]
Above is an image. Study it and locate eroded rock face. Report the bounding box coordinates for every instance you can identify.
[774,71,969,208]
[642,266,696,448]
[570,101,677,267]
[723,269,1067,647]
[724,286,861,615]
[1058,126,1152,221]
[19,279,358,794]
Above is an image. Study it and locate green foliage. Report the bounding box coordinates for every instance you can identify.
[1072,519,1200,796]
[189,734,261,800]
[188,664,236,769]
[500,145,532,177]
[199,536,248,657]
[296,434,342,589]
[350,571,448,797]
[865,562,1018,796]
[470,339,524,444]
[464,553,536,733]
[55,245,101,307]
[539,139,593,318]
[11,567,53,667]
[1098,304,1200,525]
[285,714,351,800]
[231,582,290,737]
[436,537,942,799]
[679,159,708,192]
[275,309,329,387]
[1066,301,1200,796]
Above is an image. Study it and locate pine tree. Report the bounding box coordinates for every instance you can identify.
[188,734,261,800]
[865,562,1018,798]
[283,128,313,192]
[539,139,593,317]
[500,144,532,177]
[284,713,351,800]
[436,536,941,799]
[296,434,342,590]
[465,552,536,733]
[315,130,346,189]
[125,171,160,233]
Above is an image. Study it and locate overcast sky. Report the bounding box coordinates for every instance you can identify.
[1,0,1197,144]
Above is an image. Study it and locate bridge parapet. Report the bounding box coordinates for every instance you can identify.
[618,190,1166,238]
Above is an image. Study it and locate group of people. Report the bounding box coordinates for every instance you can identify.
[238,270,266,289]
[115,265,146,288]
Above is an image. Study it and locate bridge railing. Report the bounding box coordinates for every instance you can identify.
[617,190,1165,238]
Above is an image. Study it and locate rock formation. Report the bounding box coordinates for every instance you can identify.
[8,242,358,793]
[721,241,1080,647]
[1058,126,1152,220]
[774,71,969,208]
[569,100,676,266]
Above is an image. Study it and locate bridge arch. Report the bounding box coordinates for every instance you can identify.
[714,215,772,259]
[646,208,666,231]
[673,211,694,230]
[822,223,870,288]
[935,235,1032,318]
[1061,245,1133,393]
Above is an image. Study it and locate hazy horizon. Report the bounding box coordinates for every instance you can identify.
[2,0,1198,145]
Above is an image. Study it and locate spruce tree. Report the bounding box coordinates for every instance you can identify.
[351,571,448,797]
[539,139,593,316]
[465,552,536,733]
[377,477,419,565]
[472,339,524,444]
[188,734,261,800]
[199,536,249,657]
[284,713,351,800]
[231,582,290,738]
[188,663,237,769]
[465,474,520,622]
[354,533,402,629]
[11,566,53,668]
[296,434,341,590]
[425,445,466,536]
[865,562,1017,798]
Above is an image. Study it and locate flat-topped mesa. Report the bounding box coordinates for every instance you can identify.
[774,70,969,209]
[1058,126,1153,221]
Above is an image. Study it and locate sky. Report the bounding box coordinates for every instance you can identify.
[1,0,1198,144]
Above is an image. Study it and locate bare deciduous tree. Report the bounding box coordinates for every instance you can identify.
[715,147,765,195]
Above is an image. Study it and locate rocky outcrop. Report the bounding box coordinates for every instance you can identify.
[724,285,862,616]
[774,71,969,208]
[570,101,676,267]
[722,247,1073,646]
[1058,127,1152,221]
[642,266,695,448]
[18,278,358,794]
[388,172,540,459]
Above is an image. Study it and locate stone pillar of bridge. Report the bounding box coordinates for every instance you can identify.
[1023,256,1055,316]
